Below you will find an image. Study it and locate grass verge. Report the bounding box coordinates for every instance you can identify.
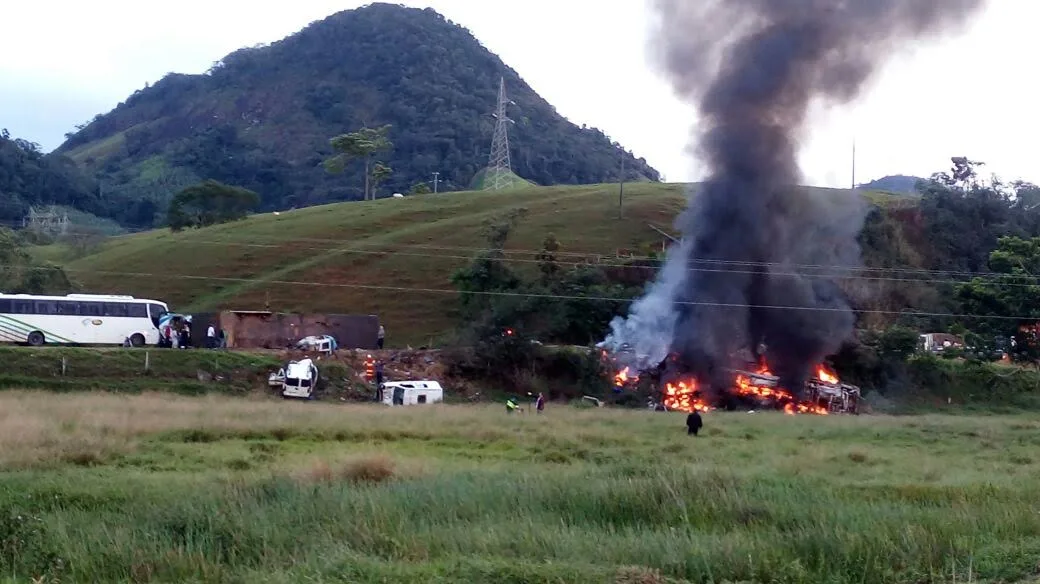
[0,391,1036,583]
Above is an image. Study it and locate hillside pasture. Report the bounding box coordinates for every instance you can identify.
[59,184,912,346]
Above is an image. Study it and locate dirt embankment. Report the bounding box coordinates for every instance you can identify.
[257,347,482,401]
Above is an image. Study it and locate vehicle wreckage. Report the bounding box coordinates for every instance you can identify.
[608,349,861,415]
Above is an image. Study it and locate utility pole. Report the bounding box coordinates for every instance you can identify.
[432,172,440,194]
[851,138,857,190]
[485,77,516,191]
[618,153,626,219]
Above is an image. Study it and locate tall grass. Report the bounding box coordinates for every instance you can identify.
[0,391,1037,582]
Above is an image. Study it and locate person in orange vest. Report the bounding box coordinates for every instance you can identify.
[364,355,375,381]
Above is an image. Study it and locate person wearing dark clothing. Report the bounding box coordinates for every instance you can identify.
[686,411,703,436]
[374,362,384,401]
[536,392,545,413]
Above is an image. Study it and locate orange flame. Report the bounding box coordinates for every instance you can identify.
[816,365,839,385]
[786,402,830,415]
[614,366,638,386]
[607,355,836,416]
[734,374,793,401]
[663,379,711,412]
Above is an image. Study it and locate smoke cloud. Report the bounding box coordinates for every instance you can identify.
[605,0,986,394]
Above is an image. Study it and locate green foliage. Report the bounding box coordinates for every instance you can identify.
[831,325,923,393]
[451,208,528,319]
[0,132,101,226]
[371,162,393,196]
[957,235,1040,363]
[167,180,260,231]
[325,126,394,201]
[450,206,638,349]
[409,181,431,195]
[0,228,74,295]
[536,233,561,284]
[904,354,1040,410]
[877,325,921,361]
[55,4,660,221]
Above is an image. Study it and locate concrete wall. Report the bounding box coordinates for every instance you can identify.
[191,312,379,349]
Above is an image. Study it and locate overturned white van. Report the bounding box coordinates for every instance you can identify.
[380,381,444,406]
[280,359,320,399]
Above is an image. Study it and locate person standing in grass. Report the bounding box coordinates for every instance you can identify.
[536,392,545,414]
[377,325,385,349]
[687,410,703,436]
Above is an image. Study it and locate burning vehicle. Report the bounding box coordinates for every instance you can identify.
[596,1,978,415]
[604,350,859,415]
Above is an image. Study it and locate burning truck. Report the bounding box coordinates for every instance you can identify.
[592,0,979,417]
[603,348,860,415]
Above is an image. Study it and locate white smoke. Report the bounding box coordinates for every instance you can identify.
[600,238,692,371]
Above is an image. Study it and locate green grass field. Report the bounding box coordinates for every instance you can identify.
[1,390,1036,584]
[48,184,914,347]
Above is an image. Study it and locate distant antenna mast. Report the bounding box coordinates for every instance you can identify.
[485,77,516,191]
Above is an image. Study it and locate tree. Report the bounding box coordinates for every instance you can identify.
[324,125,393,201]
[451,208,529,318]
[409,182,432,195]
[167,180,259,231]
[536,233,562,284]
[371,163,393,197]
[957,236,1040,363]
[0,228,74,294]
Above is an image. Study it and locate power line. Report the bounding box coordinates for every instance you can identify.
[14,264,1039,322]
[163,238,1040,289]
[2,222,1032,287]
[6,214,1037,284]
[142,231,1009,279]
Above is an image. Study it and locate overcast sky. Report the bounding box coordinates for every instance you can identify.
[1,1,1035,186]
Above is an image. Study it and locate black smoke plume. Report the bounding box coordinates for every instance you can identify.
[604,0,985,396]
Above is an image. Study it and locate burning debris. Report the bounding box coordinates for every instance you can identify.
[601,0,985,401]
[606,351,858,415]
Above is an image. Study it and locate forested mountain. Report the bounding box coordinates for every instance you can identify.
[0,130,103,225]
[860,175,925,195]
[56,3,660,227]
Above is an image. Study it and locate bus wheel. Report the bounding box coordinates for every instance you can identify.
[27,331,45,347]
[129,333,146,348]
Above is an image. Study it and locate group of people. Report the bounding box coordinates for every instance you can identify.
[158,320,192,349]
[157,319,227,350]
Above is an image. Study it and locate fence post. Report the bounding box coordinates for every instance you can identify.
[61,356,67,377]
[145,351,150,372]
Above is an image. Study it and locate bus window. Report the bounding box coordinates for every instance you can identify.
[56,301,79,316]
[34,301,57,315]
[0,299,11,313]
[103,303,128,317]
[148,304,167,327]
[126,304,148,318]
[12,301,32,314]
[79,302,103,317]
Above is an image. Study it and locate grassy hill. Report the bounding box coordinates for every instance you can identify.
[53,183,912,346]
[54,3,660,227]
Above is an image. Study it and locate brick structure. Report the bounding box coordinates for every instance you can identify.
[191,311,380,350]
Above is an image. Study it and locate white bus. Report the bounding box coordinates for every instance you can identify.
[0,293,168,347]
